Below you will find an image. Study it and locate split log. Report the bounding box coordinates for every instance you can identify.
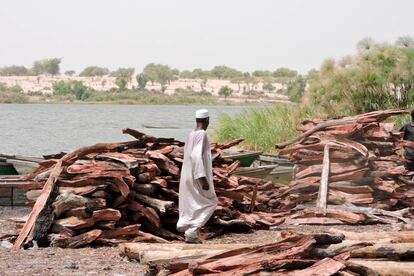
[288,257,345,276]
[127,200,160,228]
[350,243,414,260]
[95,221,116,230]
[100,224,140,239]
[50,224,75,237]
[312,240,374,258]
[92,209,122,222]
[54,216,94,230]
[135,193,174,215]
[119,243,252,264]
[329,228,414,243]
[12,159,63,250]
[132,231,170,243]
[347,259,414,275]
[53,193,105,217]
[133,183,160,195]
[49,229,102,248]
[316,145,330,214]
[63,207,93,218]
[174,235,316,275]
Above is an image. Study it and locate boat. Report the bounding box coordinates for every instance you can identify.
[223,150,262,167]
[0,154,41,175]
[234,165,278,179]
[142,124,179,129]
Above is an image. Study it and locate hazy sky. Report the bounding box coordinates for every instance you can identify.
[1,0,413,74]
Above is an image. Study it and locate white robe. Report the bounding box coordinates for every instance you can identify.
[177,129,217,232]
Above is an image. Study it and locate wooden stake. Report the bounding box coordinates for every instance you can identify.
[317,145,330,215]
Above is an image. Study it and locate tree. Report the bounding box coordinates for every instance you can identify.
[262,82,275,92]
[356,37,376,54]
[287,75,306,102]
[0,65,29,76]
[136,73,148,90]
[115,77,127,90]
[142,64,174,88]
[272,68,298,78]
[79,66,110,77]
[218,86,233,99]
[210,65,242,79]
[64,70,76,77]
[110,68,135,81]
[252,70,272,78]
[111,68,134,91]
[396,36,414,49]
[32,58,61,75]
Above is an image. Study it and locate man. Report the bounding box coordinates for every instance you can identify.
[177,109,218,243]
[400,110,414,171]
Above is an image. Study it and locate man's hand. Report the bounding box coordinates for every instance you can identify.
[199,177,209,190]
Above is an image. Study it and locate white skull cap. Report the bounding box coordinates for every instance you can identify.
[195,109,209,119]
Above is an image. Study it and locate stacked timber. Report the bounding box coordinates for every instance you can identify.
[270,109,414,225]
[12,128,281,249]
[120,230,414,275]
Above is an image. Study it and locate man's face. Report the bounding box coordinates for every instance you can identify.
[205,117,210,129]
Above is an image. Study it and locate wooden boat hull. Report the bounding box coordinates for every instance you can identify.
[224,151,262,167]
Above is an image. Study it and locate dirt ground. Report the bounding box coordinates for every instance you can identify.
[0,207,397,276]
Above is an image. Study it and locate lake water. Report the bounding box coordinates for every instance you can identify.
[0,104,258,156]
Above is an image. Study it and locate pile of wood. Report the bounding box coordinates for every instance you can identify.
[11,128,281,249]
[120,229,414,275]
[269,109,414,225]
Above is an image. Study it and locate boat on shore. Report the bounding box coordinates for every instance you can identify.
[223,150,262,167]
[142,124,179,129]
[234,165,278,178]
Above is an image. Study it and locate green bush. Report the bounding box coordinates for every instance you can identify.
[52,80,93,100]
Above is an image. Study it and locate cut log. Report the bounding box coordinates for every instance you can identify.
[127,200,160,228]
[249,184,258,213]
[119,243,252,264]
[350,243,414,260]
[133,183,160,195]
[92,209,122,222]
[135,193,174,215]
[288,257,345,276]
[131,230,170,243]
[63,207,93,218]
[54,216,94,230]
[100,224,140,239]
[329,229,414,243]
[53,193,105,218]
[347,259,414,275]
[316,145,330,215]
[50,224,75,237]
[49,229,102,248]
[312,241,374,258]
[95,221,116,230]
[13,159,63,250]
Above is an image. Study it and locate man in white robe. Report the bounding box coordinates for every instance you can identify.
[177,109,218,243]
